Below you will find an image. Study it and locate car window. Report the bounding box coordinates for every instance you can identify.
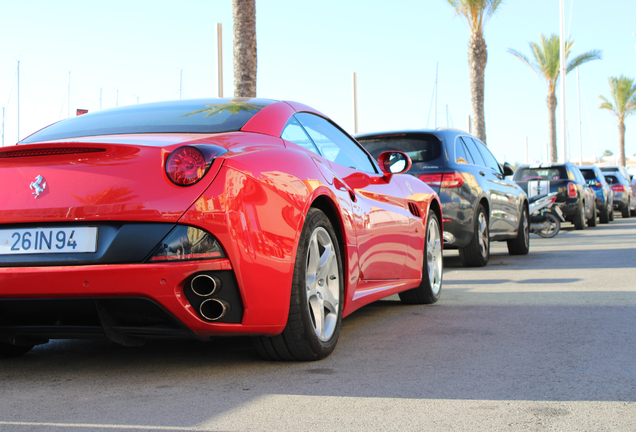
[21,98,272,143]
[514,167,567,181]
[281,116,320,155]
[605,175,619,185]
[572,168,585,184]
[295,113,377,173]
[460,137,486,167]
[579,169,596,180]
[454,137,473,164]
[356,133,443,170]
[473,139,502,173]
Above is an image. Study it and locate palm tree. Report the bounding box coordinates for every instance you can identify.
[233,0,257,97]
[509,34,601,162]
[599,76,636,167]
[446,0,502,145]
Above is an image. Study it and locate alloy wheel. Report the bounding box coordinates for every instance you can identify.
[305,227,340,342]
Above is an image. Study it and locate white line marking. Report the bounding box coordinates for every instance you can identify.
[0,421,220,431]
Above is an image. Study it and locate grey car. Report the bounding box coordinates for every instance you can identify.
[356,128,529,267]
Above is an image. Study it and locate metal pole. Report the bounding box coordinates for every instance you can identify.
[352,72,358,134]
[434,63,438,128]
[17,60,20,142]
[468,115,471,134]
[577,67,582,166]
[179,69,183,99]
[559,0,567,162]
[216,23,223,98]
[67,71,71,118]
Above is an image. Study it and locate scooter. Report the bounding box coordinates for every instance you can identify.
[528,192,565,238]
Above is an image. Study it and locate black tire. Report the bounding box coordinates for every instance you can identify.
[536,213,561,238]
[621,204,630,218]
[609,209,615,221]
[587,204,597,227]
[631,205,636,217]
[573,203,586,230]
[399,211,443,305]
[507,205,530,255]
[0,343,34,359]
[599,204,610,224]
[459,204,489,267]
[254,208,344,361]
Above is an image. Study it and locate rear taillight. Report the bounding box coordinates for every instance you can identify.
[612,184,626,192]
[567,182,577,198]
[166,146,208,186]
[419,171,464,188]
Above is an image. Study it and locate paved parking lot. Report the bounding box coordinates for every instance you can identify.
[1,218,635,431]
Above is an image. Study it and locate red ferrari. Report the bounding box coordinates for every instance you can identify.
[0,98,443,361]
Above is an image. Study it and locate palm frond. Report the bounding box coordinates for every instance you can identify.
[566,50,602,74]
[446,0,503,32]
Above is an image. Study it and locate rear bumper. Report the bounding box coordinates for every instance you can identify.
[0,259,285,344]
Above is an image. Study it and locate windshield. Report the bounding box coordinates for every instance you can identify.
[579,169,597,180]
[21,98,274,143]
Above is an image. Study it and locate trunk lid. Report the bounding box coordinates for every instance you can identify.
[0,134,225,225]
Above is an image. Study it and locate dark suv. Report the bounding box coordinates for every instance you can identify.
[578,165,613,223]
[356,129,529,267]
[513,163,597,229]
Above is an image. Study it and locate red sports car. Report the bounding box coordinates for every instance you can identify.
[0,98,442,361]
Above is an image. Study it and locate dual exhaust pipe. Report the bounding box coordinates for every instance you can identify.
[190,274,228,321]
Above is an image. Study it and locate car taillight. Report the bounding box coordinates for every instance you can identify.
[419,171,464,188]
[146,225,225,262]
[166,146,209,186]
[612,184,626,192]
[567,182,577,198]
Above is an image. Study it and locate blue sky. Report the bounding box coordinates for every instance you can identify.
[1,0,635,165]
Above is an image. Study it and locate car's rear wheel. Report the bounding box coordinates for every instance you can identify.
[609,209,615,221]
[587,203,597,227]
[621,203,630,218]
[600,204,610,224]
[0,342,34,359]
[573,203,586,230]
[459,204,489,267]
[254,208,343,361]
[399,211,443,304]
[507,205,530,255]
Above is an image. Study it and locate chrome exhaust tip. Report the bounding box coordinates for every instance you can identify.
[200,299,229,321]
[191,274,218,297]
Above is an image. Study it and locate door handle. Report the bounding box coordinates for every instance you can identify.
[479,171,486,176]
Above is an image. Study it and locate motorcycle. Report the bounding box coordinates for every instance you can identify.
[528,192,565,238]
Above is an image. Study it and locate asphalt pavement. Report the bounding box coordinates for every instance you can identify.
[1,217,635,431]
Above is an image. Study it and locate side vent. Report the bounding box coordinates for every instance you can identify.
[408,202,421,218]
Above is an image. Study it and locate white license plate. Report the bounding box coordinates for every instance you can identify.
[0,227,98,255]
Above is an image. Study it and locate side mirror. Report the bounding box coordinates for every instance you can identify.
[502,162,514,177]
[377,151,412,175]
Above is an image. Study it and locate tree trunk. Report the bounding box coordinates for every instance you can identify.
[547,90,557,162]
[468,30,487,144]
[233,0,257,98]
[619,119,626,167]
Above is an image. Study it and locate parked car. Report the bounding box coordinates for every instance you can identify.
[513,163,597,229]
[578,165,614,223]
[0,98,444,361]
[603,172,636,218]
[600,167,636,217]
[355,128,530,268]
